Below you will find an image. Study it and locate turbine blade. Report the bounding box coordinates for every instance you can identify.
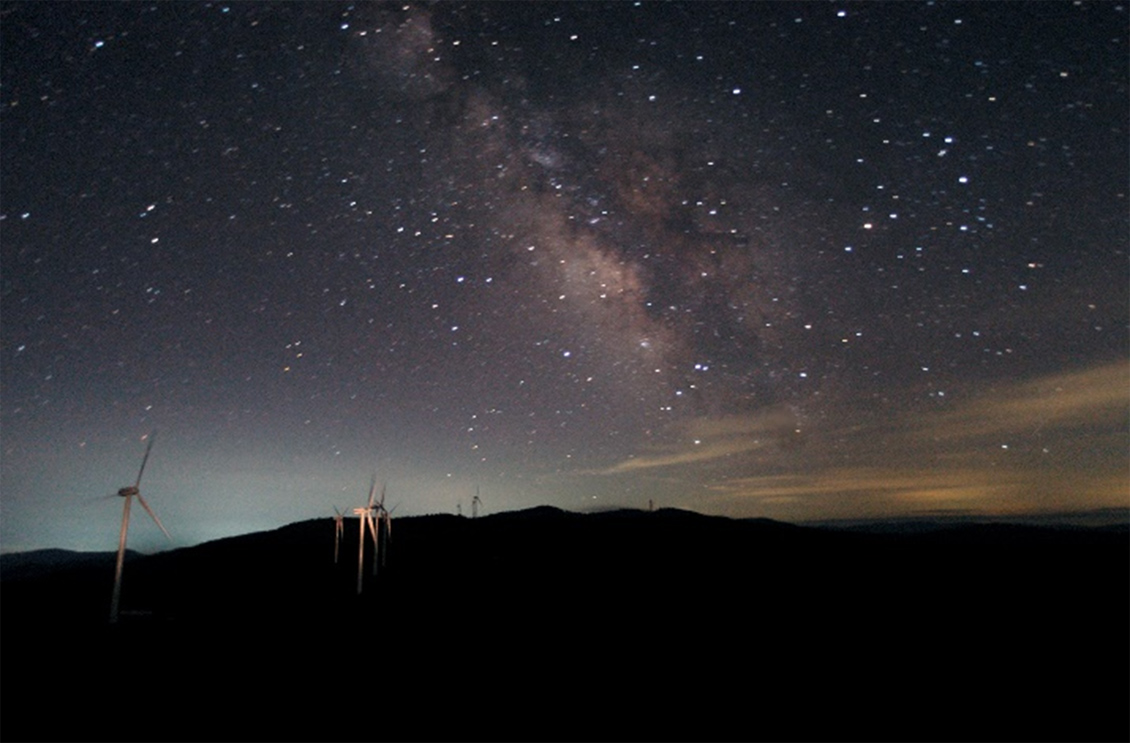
[134,433,157,488]
[367,475,377,508]
[379,482,387,508]
[135,493,171,540]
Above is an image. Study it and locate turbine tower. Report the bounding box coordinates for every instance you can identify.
[109,433,171,624]
[332,506,346,564]
[353,476,379,594]
[380,506,393,570]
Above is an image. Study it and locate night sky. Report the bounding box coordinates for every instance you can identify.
[2,1,1127,553]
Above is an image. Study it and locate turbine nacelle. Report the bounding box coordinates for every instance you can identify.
[117,486,139,498]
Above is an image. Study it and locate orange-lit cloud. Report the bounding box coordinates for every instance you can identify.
[700,465,1116,521]
[594,360,1129,521]
[917,360,1129,442]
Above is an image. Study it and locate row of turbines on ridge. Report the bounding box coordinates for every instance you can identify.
[108,434,485,623]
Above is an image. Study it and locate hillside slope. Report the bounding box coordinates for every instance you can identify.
[3,508,1126,741]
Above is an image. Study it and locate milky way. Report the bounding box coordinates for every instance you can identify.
[2,2,1126,551]
[345,4,839,422]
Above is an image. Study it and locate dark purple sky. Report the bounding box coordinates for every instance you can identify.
[2,1,1126,552]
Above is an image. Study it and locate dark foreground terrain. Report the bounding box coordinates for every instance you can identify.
[3,507,1127,741]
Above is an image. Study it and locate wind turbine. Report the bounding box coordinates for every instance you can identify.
[374,487,396,572]
[109,433,171,624]
[370,482,388,577]
[472,486,482,519]
[332,506,346,564]
[353,476,379,594]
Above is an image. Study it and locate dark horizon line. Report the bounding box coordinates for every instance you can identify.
[4,504,1127,558]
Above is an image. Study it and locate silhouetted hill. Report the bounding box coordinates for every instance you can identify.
[0,548,135,581]
[2,509,1126,742]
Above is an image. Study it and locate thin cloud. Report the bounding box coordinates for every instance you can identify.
[920,360,1129,442]
[595,405,800,474]
[704,462,1128,521]
[598,436,768,474]
[706,467,1026,504]
[596,360,1129,521]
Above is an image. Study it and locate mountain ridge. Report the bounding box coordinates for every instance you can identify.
[3,507,1126,741]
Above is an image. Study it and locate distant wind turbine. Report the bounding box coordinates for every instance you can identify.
[472,487,482,519]
[332,506,346,564]
[367,482,386,577]
[109,433,171,624]
[353,476,380,594]
[370,482,393,576]
[375,492,396,573]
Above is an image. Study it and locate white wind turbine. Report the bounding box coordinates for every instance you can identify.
[353,476,380,594]
[472,486,482,519]
[332,506,346,564]
[109,433,171,624]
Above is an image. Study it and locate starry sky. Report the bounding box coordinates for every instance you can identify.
[2,1,1127,553]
